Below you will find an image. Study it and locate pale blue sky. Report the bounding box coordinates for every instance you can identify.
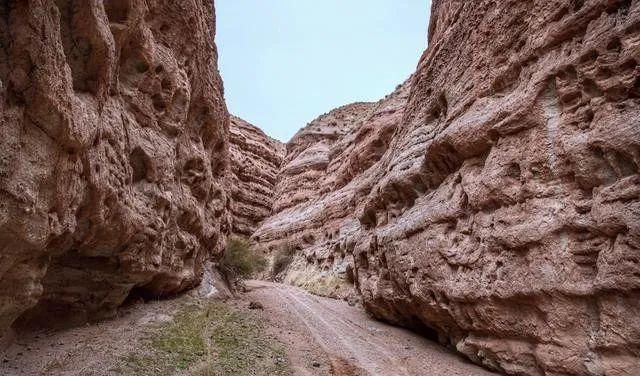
[216,1,431,142]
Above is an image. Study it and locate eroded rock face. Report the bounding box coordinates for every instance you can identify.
[253,88,410,298]
[255,0,640,374]
[0,0,230,337]
[229,116,285,237]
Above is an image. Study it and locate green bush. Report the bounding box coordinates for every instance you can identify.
[271,243,296,277]
[220,237,267,284]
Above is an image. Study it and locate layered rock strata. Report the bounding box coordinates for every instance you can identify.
[0,0,230,338]
[229,116,285,237]
[253,84,410,298]
[255,0,640,374]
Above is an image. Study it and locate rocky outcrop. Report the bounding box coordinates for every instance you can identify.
[255,0,640,374]
[253,85,410,299]
[229,116,284,237]
[0,0,230,339]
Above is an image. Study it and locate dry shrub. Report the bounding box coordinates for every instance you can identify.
[220,237,267,285]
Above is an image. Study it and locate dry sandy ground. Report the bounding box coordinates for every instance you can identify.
[0,297,187,375]
[0,281,496,376]
[239,280,496,376]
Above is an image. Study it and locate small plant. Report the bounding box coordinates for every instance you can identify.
[220,237,267,286]
[271,243,296,277]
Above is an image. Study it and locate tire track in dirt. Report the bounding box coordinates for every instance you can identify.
[280,286,413,375]
[246,280,496,376]
[274,285,409,375]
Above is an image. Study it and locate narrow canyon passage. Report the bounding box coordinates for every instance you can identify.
[0,283,494,376]
[242,281,495,376]
[1,0,639,374]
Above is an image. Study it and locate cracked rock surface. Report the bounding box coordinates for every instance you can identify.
[0,0,230,339]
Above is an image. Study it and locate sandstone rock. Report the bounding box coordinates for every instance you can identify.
[1,0,638,373]
[229,116,285,237]
[0,0,230,338]
[253,0,640,374]
[253,88,410,300]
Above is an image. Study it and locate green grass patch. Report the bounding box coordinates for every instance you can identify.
[120,300,292,376]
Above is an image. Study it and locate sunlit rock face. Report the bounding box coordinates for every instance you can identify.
[254,0,640,374]
[229,116,285,237]
[0,0,230,338]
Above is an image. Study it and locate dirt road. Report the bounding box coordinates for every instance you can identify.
[1,281,496,375]
[241,280,495,376]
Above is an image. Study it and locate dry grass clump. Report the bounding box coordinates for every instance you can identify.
[220,237,267,286]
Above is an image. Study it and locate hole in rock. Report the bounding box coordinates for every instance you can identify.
[13,252,124,332]
[596,66,612,80]
[506,163,521,178]
[407,316,440,342]
[122,286,161,305]
[582,78,603,98]
[129,146,150,182]
[137,62,150,74]
[104,0,129,24]
[557,65,577,80]
[607,38,622,53]
[152,93,167,112]
[611,150,638,177]
[579,50,598,64]
[607,0,631,15]
[572,0,584,11]
[357,252,369,270]
[438,92,448,115]
[584,108,594,125]
[430,106,441,119]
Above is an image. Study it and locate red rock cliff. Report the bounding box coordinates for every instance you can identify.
[229,116,285,237]
[253,83,411,298]
[0,0,230,338]
[255,1,640,374]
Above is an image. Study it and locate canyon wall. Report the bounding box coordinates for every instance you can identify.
[253,83,411,298]
[0,0,230,338]
[229,116,284,237]
[0,0,638,373]
[255,0,640,374]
